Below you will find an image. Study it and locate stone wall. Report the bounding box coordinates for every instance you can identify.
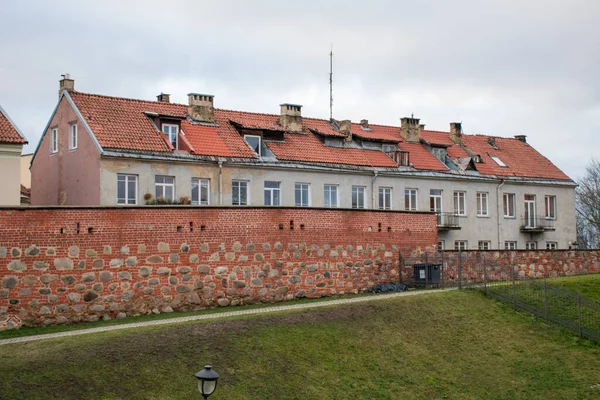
[399,250,600,284]
[0,206,437,329]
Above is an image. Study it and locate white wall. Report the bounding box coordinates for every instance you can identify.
[0,143,23,205]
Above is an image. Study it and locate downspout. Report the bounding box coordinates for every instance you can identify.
[218,161,224,205]
[371,170,378,209]
[496,179,505,249]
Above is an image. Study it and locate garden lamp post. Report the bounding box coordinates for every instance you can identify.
[195,365,219,399]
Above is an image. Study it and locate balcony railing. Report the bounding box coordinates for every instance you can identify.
[385,150,410,166]
[520,215,556,232]
[436,212,461,230]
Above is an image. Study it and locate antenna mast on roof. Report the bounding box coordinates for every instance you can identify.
[329,45,333,121]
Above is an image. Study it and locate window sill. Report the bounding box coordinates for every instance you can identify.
[503,216,516,219]
[477,215,490,218]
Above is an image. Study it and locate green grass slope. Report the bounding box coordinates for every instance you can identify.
[0,291,599,400]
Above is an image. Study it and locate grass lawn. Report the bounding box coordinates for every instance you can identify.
[546,273,600,301]
[0,290,599,399]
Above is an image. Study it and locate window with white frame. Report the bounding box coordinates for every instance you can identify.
[478,241,491,250]
[232,180,249,205]
[379,187,392,210]
[526,241,537,250]
[476,192,489,216]
[430,189,442,213]
[546,241,558,250]
[545,195,557,219]
[244,135,262,157]
[162,124,178,149]
[454,240,468,251]
[295,183,310,207]
[504,241,517,250]
[155,175,175,201]
[324,185,338,208]
[191,178,210,205]
[453,191,466,216]
[51,128,58,154]
[117,174,137,205]
[352,186,366,209]
[405,188,417,211]
[437,241,444,251]
[264,181,281,206]
[69,124,78,150]
[503,193,516,218]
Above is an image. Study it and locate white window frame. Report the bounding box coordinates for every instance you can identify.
[352,186,366,209]
[437,241,444,251]
[546,241,558,250]
[430,189,443,213]
[244,135,262,157]
[264,181,281,206]
[69,124,78,150]
[545,195,557,220]
[405,188,417,211]
[504,241,517,250]
[50,128,58,154]
[117,174,137,205]
[191,178,210,205]
[155,175,175,201]
[295,183,310,207]
[162,123,179,149]
[324,184,338,208]
[379,187,392,210]
[476,192,489,217]
[490,155,507,167]
[478,241,491,250]
[525,241,537,250]
[232,180,249,206]
[503,193,516,218]
[453,191,466,216]
[454,240,468,251]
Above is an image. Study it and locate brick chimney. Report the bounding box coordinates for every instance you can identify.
[514,135,527,143]
[187,93,215,123]
[487,136,497,148]
[400,117,420,143]
[360,119,370,129]
[157,93,171,103]
[59,74,75,98]
[279,103,303,132]
[449,122,462,144]
[339,119,352,141]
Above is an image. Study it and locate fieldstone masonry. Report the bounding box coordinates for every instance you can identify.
[0,207,437,329]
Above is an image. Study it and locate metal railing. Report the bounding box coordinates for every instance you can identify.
[520,215,556,232]
[435,212,461,230]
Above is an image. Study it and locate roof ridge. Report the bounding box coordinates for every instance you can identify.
[72,91,187,107]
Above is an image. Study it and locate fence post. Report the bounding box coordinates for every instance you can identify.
[399,252,403,284]
[424,252,429,288]
[578,291,583,338]
[544,274,548,324]
[483,256,487,294]
[511,267,517,311]
[458,250,463,290]
[441,250,445,288]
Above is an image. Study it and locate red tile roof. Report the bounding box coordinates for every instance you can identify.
[0,105,27,144]
[65,91,571,180]
[461,135,571,180]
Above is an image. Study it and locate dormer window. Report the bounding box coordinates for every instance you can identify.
[162,124,178,149]
[244,135,261,156]
[382,144,398,153]
[431,147,447,161]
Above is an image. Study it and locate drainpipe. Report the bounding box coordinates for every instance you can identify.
[218,161,224,205]
[371,170,378,209]
[496,179,505,249]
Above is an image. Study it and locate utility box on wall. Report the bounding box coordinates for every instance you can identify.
[413,263,441,286]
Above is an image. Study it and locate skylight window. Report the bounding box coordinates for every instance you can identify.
[244,135,262,156]
[490,155,507,167]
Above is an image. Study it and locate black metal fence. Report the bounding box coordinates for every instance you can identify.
[398,251,600,341]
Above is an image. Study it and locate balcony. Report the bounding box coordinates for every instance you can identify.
[436,212,461,231]
[520,215,556,233]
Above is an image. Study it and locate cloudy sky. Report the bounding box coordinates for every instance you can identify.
[1,0,598,180]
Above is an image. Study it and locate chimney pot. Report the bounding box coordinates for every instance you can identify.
[157,93,171,103]
[514,134,527,143]
[187,93,215,123]
[59,74,75,98]
[400,116,421,143]
[279,103,303,132]
[449,122,462,144]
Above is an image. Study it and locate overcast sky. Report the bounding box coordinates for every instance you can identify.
[1,0,598,180]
